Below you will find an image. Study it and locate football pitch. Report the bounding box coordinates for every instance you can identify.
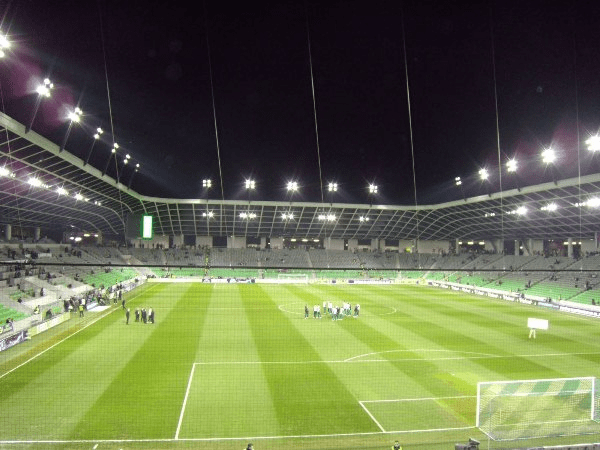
[1,281,600,450]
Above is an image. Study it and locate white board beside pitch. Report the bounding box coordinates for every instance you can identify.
[527,317,549,330]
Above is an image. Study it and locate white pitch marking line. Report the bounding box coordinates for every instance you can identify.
[0,284,159,381]
[344,349,497,362]
[360,395,476,404]
[174,363,197,440]
[359,401,386,432]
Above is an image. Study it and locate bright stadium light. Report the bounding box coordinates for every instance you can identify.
[202,179,212,188]
[516,206,527,215]
[27,177,42,187]
[586,135,600,152]
[506,159,518,173]
[281,212,294,220]
[202,211,214,218]
[27,78,54,132]
[541,202,558,212]
[0,34,10,58]
[328,182,338,192]
[93,127,104,139]
[0,166,11,177]
[67,107,83,123]
[56,186,69,196]
[541,148,556,164]
[455,176,462,186]
[36,78,54,98]
[287,181,299,192]
[587,197,600,208]
[479,168,489,180]
[359,216,369,222]
[245,179,256,190]
[368,183,378,194]
[74,193,84,201]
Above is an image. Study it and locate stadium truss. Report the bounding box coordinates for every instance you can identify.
[1,111,600,241]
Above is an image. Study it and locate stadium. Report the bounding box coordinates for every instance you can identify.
[2,2,600,450]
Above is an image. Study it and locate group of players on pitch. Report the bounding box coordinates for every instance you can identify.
[304,302,360,320]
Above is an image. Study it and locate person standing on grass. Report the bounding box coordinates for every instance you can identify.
[125,308,130,325]
[392,441,402,450]
[142,308,147,323]
[135,308,140,322]
[78,303,84,318]
[304,305,309,319]
[149,307,155,324]
[244,443,253,450]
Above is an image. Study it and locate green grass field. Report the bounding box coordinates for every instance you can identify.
[1,281,600,450]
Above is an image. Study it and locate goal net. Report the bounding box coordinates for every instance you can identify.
[477,377,600,441]
[277,272,309,283]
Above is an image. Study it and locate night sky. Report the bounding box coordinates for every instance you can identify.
[1,0,600,204]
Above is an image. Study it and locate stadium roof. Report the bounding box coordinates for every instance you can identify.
[2,111,600,242]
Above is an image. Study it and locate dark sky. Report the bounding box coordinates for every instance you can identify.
[1,0,600,204]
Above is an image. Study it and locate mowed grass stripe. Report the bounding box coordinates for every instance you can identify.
[0,283,168,440]
[347,285,565,378]
[70,283,210,439]
[377,286,600,379]
[240,284,379,436]
[179,284,280,438]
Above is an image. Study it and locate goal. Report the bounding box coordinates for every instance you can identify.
[477,377,600,441]
[277,272,309,283]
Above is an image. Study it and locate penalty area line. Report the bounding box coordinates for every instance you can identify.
[359,401,386,432]
[174,363,197,439]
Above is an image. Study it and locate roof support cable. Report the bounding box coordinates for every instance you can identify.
[97,0,126,236]
[400,2,420,267]
[490,3,505,265]
[203,0,227,236]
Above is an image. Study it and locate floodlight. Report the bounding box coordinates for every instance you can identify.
[327,214,336,221]
[359,216,369,222]
[282,212,294,220]
[202,179,212,188]
[542,202,558,212]
[202,211,214,218]
[368,183,378,194]
[478,168,489,180]
[245,179,256,190]
[318,214,326,220]
[68,108,83,123]
[0,166,10,177]
[328,182,338,192]
[506,159,518,173]
[36,78,54,97]
[588,197,600,208]
[541,148,556,164]
[455,176,462,186]
[586,135,600,152]
[27,177,42,187]
[516,206,527,215]
[74,193,84,201]
[123,158,128,164]
[136,163,140,168]
[287,181,299,191]
[56,187,69,196]
[0,34,10,50]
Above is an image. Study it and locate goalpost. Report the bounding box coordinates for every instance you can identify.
[277,272,310,283]
[476,377,600,441]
